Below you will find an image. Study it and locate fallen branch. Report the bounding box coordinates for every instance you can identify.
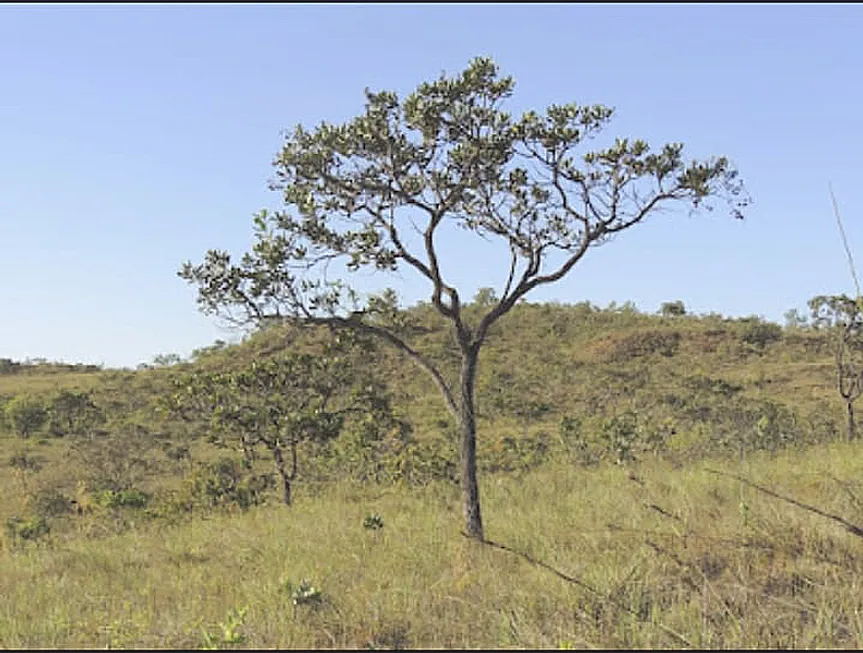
[704,468,863,538]
[464,532,694,648]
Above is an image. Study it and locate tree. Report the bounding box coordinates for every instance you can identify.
[151,353,184,367]
[168,347,397,506]
[784,307,808,330]
[179,57,749,539]
[659,300,686,317]
[809,294,863,441]
[3,395,47,438]
[473,287,498,308]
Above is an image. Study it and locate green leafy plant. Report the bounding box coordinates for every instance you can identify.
[5,515,50,544]
[187,457,274,511]
[3,395,47,438]
[200,605,248,649]
[46,389,105,437]
[284,578,323,607]
[363,512,384,530]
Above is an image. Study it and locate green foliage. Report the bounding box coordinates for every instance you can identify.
[4,394,47,438]
[187,458,274,511]
[285,579,323,608]
[93,488,151,510]
[473,287,498,308]
[5,515,50,544]
[201,605,248,649]
[168,343,399,504]
[363,512,384,530]
[46,389,105,437]
[69,421,158,493]
[784,307,808,329]
[659,300,687,317]
[602,329,681,362]
[740,318,783,350]
[808,294,863,439]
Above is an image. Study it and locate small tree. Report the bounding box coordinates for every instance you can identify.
[170,347,396,506]
[659,300,686,317]
[4,395,47,438]
[784,307,808,330]
[179,57,748,539]
[809,294,863,441]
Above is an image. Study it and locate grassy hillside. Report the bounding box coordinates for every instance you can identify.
[1,301,861,648]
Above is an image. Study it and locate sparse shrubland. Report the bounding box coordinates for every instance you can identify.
[2,300,863,647]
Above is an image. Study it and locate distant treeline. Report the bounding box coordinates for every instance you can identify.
[0,358,102,376]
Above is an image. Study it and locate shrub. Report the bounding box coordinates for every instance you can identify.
[93,488,151,510]
[602,329,681,362]
[3,395,47,438]
[187,458,274,511]
[5,515,50,544]
[46,389,105,437]
[740,320,782,350]
[659,300,687,317]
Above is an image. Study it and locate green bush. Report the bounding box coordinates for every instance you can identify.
[188,458,274,510]
[5,515,50,543]
[3,395,47,438]
[46,389,105,437]
[605,329,681,362]
[94,488,151,510]
[740,320,782,350]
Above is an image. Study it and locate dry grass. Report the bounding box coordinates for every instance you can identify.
[2,442,863,648]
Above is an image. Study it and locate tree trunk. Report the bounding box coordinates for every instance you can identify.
[847,400,856,442]
[459,349,484,540]
[272,445,293,506]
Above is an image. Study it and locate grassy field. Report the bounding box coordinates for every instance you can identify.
[3,444,863,648]
[2,302,862,648]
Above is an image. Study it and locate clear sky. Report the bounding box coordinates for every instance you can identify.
[2,3,862,369]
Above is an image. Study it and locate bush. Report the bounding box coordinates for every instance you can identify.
[47,389,104,437]
[188,458,274,510]
[5,515,50,544]
[94,488,151,510]
[602,329,681,362]
[740,320,782,350]
[32,489,76,518]
[659,300,687,317]
[3,395,47,438]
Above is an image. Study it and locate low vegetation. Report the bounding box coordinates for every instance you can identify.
[2,299,863,647]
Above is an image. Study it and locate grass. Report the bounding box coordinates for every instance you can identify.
[1,302,861,647]
[3,442,863,648]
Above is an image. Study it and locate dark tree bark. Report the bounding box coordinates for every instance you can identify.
[459,348,483,539]
[271,443,295,506]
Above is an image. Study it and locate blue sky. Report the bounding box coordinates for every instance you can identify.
[2,3,862,369]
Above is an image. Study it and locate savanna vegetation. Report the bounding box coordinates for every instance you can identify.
[3,298,863,648]
[4,57,863,648]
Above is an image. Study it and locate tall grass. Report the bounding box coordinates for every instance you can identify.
[3,442,863,648]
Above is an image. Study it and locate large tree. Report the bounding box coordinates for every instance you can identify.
[180,57,748,539]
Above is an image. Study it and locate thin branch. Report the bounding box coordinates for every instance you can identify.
[466,533,694,648]
[704,468,863,538]
[300,315,460,419]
